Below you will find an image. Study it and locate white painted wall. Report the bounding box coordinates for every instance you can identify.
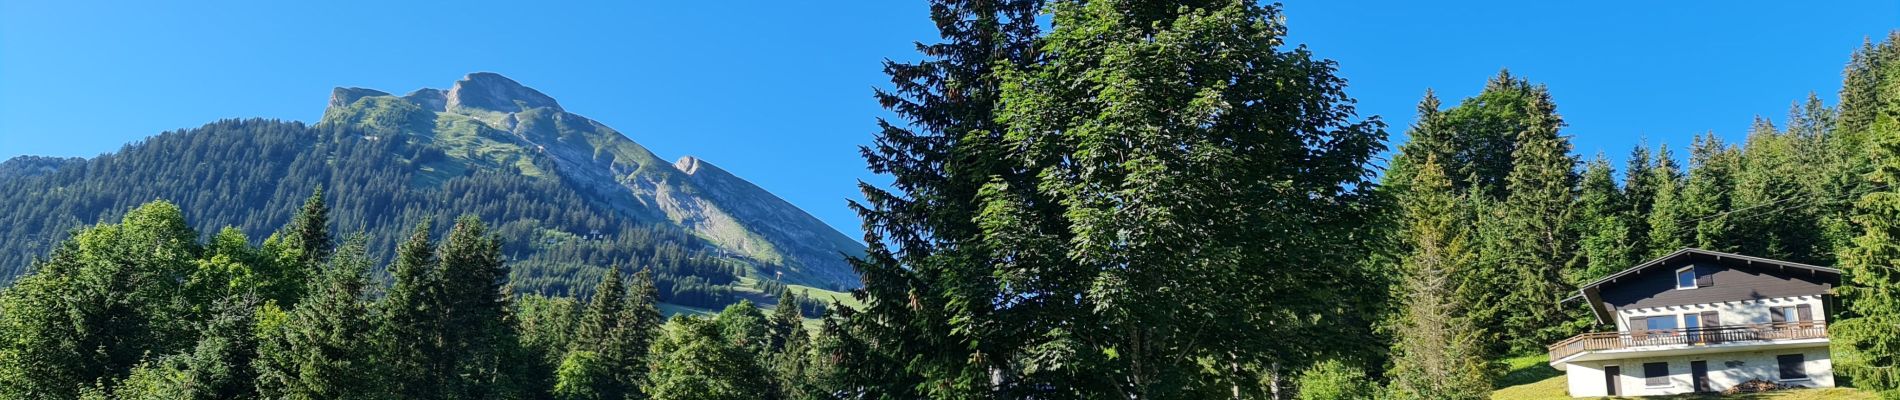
[1613,295,1826,332]
[1562,347,1833,397]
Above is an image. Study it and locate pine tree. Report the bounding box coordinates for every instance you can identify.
[254,238,386,399]
[287,187,333,267]
[1576,155,1636,281]
[1646,144,1691,256]
[1733,118,1827,263]
[1833,32,1900,393]
[1622,145,1658,260]
[1476,77,1581,354]
[258,188,333,306]
[1388,157,1492,400]
[844,0,1042,397]
[766,289,811,399]
[576,268,625,349]
[614,269,662,398]
[377,222,445,400]
[1684,133,1741,251]
[435,217,522,399]
[767,288,803,353]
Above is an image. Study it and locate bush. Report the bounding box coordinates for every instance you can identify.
[1296,359,1379,400]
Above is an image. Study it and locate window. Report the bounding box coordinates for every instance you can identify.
[1646,316,1678,332]
[1676,266,1697,289]
[1645,362,1671,387]
[1778,354,1808,380]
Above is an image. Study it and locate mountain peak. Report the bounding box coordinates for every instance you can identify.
[446,72,562,113]
[328,87,391,109]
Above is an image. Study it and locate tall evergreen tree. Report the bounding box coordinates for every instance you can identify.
[1387,157,1492,400]
[1576,155,1636,281]
[1622,145,1658,260]
[1684,133,1741,251]
[436,217,523,399]
[1646,144,1691,256]
[377,222,444,399]
[254,238,386,400]
[1834,32,1900,393]
[614,269,663,399]
[1468,76,1580,354]
[844,0,1043,397]
[1732,118,1827,263]
[576,268,626,349]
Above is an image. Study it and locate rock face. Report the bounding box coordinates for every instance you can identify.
[316,73,864,289]
[445,72,564,113]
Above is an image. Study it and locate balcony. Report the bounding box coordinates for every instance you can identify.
[1547,322,1829,363]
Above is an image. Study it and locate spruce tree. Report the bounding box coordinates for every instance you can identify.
[576,268,625,349]
[1622,145,1657,260]
[1834,32,1900,393]
[377,222,444,400]
[1646,144,1691,256]
[1576,155,1635,281]
[435,216,521,399]
[1476,77,1581,354]
[845,0,1042,397]
[254,238,386,399]
[614,269,662,398]
[1733,118,1827,263]
[1388,157,1492,400]
[1684,133,1740,251]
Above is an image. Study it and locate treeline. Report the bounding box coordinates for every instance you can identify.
[0,194,843,399]
[0,118,754,309]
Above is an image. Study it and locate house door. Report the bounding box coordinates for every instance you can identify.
[1605,366,1621,396]
[1691,361,1710,392]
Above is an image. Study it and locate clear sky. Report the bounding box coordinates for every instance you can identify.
[3,1,1897,240]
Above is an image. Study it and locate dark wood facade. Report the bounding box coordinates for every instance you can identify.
[1569,249,1840,324]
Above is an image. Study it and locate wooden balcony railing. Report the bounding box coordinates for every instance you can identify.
[1547,322,1828,362]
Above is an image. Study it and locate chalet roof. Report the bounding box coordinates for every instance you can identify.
[1561,248,1841,324]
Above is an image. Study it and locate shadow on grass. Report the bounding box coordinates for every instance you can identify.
[1495,359,1562,389]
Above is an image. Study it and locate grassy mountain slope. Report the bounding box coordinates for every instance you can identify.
[0,73,864,312]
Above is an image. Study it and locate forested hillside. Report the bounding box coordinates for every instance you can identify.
[0,73,864,312]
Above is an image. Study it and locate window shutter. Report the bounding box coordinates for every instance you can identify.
[1630,316,1648,340]
[1797,304,1814,325]
[1696,265,1714,287]
[1771,307,1787,324]
[1701,311,1721,343]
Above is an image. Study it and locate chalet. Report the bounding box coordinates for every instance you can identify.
[1548,248,1839,397]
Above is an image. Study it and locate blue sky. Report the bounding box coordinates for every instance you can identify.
[3,1,1896,240]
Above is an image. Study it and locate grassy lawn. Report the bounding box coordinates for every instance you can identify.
[1490,354,1877,399]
